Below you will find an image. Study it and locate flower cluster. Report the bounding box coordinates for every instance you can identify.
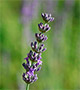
[35,33,47,42]
[41,13,54,23]
[22,13,54,84]
[38,23,51,33]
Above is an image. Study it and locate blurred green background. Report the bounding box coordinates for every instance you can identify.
[0,0,80,90]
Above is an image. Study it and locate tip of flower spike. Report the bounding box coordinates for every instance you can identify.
[41,13,54,23]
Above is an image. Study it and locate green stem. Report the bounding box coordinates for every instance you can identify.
[26,84,29,90]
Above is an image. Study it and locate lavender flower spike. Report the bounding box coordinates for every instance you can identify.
[22,13,54,90]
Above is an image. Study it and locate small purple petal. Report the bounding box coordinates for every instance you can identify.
[22,63,26,69]
[22,63,30,71]
[31,42,34,48]
[36,60,42,66]
[41,44,44,47]
[41,34,44,37]
[46,27,51,32]
[45,24,49,27]
[37,54,42,60]
[44,36,48,41]
[34,41,37,49]
[50,17,54,22]
[33,52,36,57]
[37,67,41,71]
[39,33,41,36]
[33,74,38,82]
[35,33,38,38]
[24,57,29,64]
[42,48,47,52]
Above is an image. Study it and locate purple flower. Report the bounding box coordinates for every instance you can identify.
[31,41,46,53]
[22,63,30,71]
[38,23,51,33]
[31,60,42,72]
[22,72,38,84]
[32,74,38,82]
[35,33,48,42]
[22,13,54,84]
[28,50,42,62]
[41,13,54,23]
